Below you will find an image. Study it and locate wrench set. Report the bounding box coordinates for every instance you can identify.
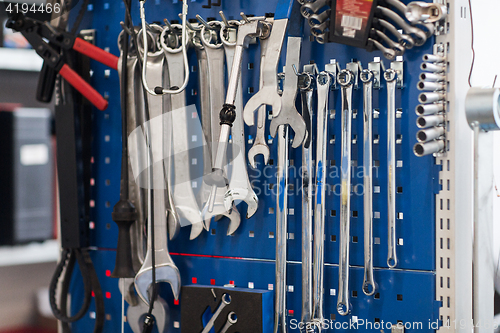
[44,0,452,331]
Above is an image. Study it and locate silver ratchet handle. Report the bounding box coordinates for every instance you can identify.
[385,69,398,268]
[337,69,355,316]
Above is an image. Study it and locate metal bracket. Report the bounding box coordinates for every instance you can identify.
[346,61,361,89]
[325,59,339,90]
[391,58,404,89]
[202,0,221,9]
[368,58,382,89]
[80,29,96,45]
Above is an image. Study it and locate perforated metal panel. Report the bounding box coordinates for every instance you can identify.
[68,0,451,332]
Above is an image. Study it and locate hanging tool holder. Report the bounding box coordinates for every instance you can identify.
[66,0,458,331]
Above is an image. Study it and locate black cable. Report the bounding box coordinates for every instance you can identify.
[70,0,90,36]
[467,0,475,88]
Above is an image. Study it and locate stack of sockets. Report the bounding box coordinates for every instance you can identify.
[298,0,331,44]
[413,53,446,157]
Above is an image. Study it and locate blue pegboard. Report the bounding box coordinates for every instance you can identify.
[70,0,441,332]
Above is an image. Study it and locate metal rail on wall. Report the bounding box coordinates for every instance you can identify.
[62,0,473,332]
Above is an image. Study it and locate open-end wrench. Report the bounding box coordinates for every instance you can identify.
[202,17,264,231]
[275,125,289,333]
[161,25,204,240]
[312,70,332,328]
[200,19,241,234]
[383,0,435,36]
[220,19,259,218]
[134,44,181,305]
[376,6,427,46]
[247,28,272,168]
[371,29,405,56]
[385,69,398,268]
[299,64,317,331]
[269,36,307,148]
[201,294,231,333]
[337,69,355,316]
[243,19,287,125]
[361,69,376,296]
[374,17,414,49]
[219,312,237,333]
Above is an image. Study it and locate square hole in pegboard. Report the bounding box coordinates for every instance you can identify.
[330,314,336,320]
[288,233,295,240]
[330,160,336,166]
[211,229,216,235]
[105,179,110,186]
[331,235,336,242]
[398,212,403,219]
[268,284,274,291]
[330,289,336,296]
[374,160,380,167]
[374,186,380,193]
[374,212,380,219]
[397,294,403,301]
[375,293,380,299]
[352,290,358,298]
[374,237,380,245]
[330,210,336,217]
[248,63,254,70]
[397,160,403,168]
[352,211,358,217]
[398,238,404,246]
[269,207,275,214]
[288,208,294,215]
[288,285,294,292]
[248,282,254,289]
[174,321,180,329]
[374,134,380,144]
[269,183,274,190]
[352,236,358,243]
[375,317,380,323]
[269,159,274,165]
[106,223,111,230]
[269,232,274,239]
[249,231,254,238]
[397,186,403,193]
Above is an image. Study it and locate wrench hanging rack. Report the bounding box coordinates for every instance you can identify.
[69,0,447,332]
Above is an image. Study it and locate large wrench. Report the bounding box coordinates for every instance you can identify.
[247,29,272,168]
[269,36,307,148]
[275,125,289,333]
[221,19,259,218]
[337,69,355,316]
[201,294,231,333]
[202,19,264,231]
[200,20,241,234]
[299,64,317,331]
[134,46,181,305]
[383,0,435,36]
[361,69,376,296]
[385,69,398,268]
[243,19,287,125]
[371,28,405,56]
[161,25,204,240]
[312,70,332,328]
[374,17,415,49]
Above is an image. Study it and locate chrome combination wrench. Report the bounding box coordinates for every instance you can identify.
[219,312,237,333]
[220,18,259,219]
[299,64,317,331]
[361,69,376,296]
[337,69,355,316]
[385,68,398,268]
[201,294,231,333]
[312,69,332,327]
[161,25,204,240]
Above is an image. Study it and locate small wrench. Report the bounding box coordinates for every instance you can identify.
[219,312,237,333]
[247,28,272,168]
[361,69,376,296]
[337,69,355,316]
[134,41,180,305]
[269,36,307,148]
[275,125,289,333]
[369,38,397,60]
[371,28,405,56]
[243,19,287,125]
[202,294,231,333]
[385,69,398,268]
[221,19,259,218]
[312,70,332,328]
[161,25,204,240]
[299,64,317,330]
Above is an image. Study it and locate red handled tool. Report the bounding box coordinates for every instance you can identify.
[6,13,118,111]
